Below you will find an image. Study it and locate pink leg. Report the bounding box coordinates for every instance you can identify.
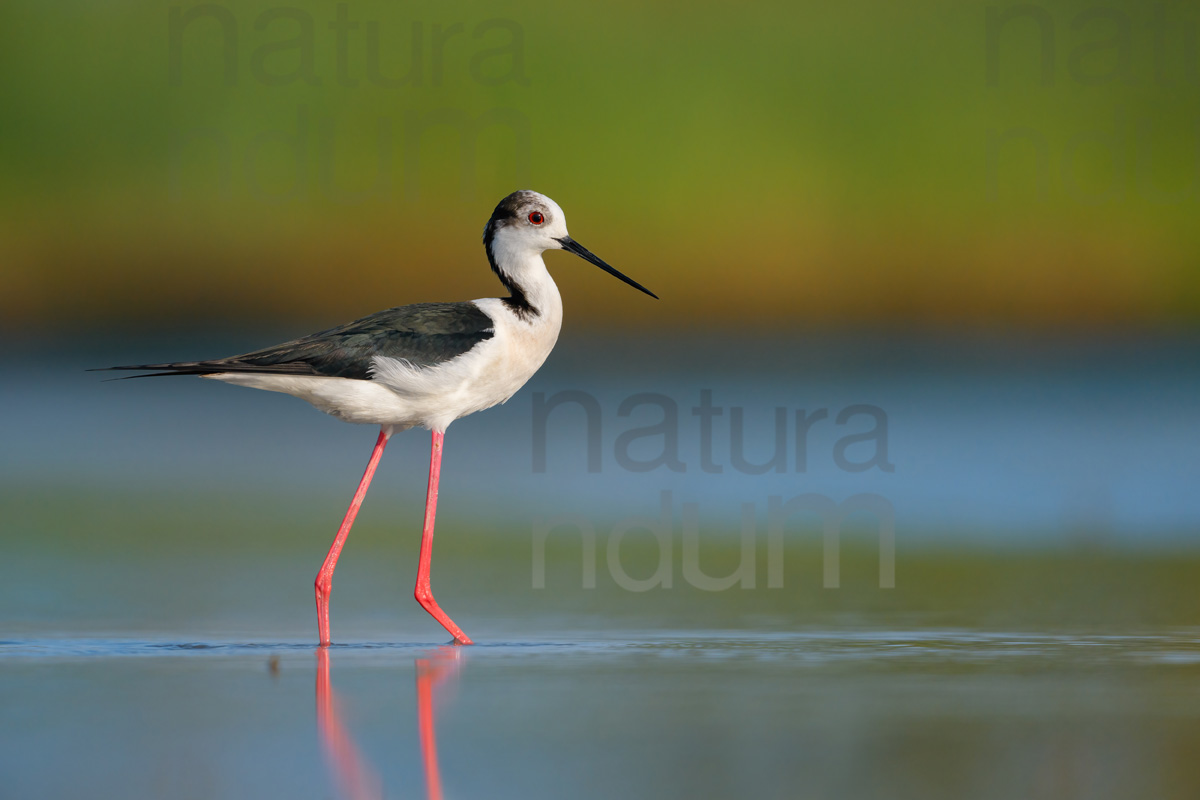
[414,431,474,645]
[315,428,390,646]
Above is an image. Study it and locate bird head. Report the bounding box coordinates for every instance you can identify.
[483,190,658,299]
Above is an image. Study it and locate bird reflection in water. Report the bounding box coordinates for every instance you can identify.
[316,647,464,800]
[414,648,463,800]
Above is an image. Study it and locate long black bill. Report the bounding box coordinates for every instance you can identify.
[556,236,658,299]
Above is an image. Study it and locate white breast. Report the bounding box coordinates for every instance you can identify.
[369,297,563,431]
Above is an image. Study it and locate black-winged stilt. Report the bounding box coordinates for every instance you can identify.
[99,190,657,645]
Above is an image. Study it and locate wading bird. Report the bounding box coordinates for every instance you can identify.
[100,191,657,645]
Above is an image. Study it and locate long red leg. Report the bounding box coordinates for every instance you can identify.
[414,431,474,645]
[315,428,390,646]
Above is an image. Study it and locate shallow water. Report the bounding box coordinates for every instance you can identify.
[4,630,1200,799]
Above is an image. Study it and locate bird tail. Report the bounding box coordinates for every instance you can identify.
[90,361,314,380]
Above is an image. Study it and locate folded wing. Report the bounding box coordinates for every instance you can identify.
[100,302,496,381]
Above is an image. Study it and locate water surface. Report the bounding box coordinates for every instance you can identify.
[4,630,1200,799]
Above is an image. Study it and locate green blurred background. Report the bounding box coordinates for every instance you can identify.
[3,0,1198,333]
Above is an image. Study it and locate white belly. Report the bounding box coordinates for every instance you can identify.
[206,297,562,432]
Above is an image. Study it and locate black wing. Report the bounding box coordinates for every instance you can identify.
[99,302,495,380]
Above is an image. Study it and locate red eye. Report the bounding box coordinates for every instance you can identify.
[528,211,544,225]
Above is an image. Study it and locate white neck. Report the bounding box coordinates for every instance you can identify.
[489,233,563,323]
